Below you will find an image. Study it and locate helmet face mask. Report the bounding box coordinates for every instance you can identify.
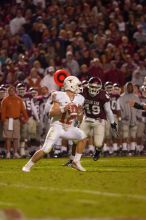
[64,76,81,94]
[88,77,102,96]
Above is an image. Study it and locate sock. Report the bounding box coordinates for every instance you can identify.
[136,145,141,152]
[74,153,82,162]
[122,143,127,151]
[20,147,25,156]
[88,145,95,152]
[109,146,113,154]
[19,142,25,156]
[130,142,136,151]
[69,155,75,160]
[25,160,34,169]
[61,146,67,152]
[103,144,109,152]
[113,143,118,152]
[140,145,144,152]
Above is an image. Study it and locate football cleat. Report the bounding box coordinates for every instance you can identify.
[71,161,86,172]
[62,159,73,167]
[13,152,21,159]
[22,166,30,172]
[92,148,101,161]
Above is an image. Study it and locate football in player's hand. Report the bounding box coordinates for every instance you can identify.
[68,103,78,116]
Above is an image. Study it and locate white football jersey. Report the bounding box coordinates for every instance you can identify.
[51,91,85,124]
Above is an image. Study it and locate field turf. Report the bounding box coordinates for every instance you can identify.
[0,157,146,220]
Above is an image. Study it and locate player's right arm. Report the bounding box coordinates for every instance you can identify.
[50,101,63,117]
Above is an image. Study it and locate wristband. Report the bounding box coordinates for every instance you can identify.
[60,106,65,113]
[133,102,144,110]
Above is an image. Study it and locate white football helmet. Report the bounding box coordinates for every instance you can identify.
[64,76,81,93]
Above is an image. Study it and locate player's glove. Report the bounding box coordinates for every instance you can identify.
[111,122,119,137]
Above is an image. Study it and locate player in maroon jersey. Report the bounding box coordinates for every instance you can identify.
[40,87,51,133]
[82,77,118,160]
[65,77,118,165]
[103,82,121,155]
[29,87,44,142]
[16,84,39,157]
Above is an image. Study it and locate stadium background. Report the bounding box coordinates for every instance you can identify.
[0,0,146,219]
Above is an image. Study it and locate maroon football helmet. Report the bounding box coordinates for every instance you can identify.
[104,81,113,94]
[88,77,102,96]
[16,83,27,96]
[28,87,38,97]
[113,83,121,95]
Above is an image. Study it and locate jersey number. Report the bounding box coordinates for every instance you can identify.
[84,103,100,115]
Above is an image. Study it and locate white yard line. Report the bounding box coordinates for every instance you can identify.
[30,217,143,220]
[0,182,146,202]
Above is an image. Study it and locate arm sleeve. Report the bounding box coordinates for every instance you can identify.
[104,101,115,124]
[44,99,51,114]
[30,99,39,121]
[21,100,29,120]
[1,99,7,121]
[116,98,121,111]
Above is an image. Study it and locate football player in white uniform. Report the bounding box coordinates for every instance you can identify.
[22,76,87,172]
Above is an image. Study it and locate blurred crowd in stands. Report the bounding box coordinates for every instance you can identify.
[0,0,146,159]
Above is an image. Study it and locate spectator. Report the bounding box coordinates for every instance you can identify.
[104,60,125,87]
[40,66,59,92]
[121,54,138,82]
[88,58,105,83]
[78,64,89,82]
[132,62,146,86]
[1,86,28,159]
[65,51,80,76]
[10,9,26,35]
[33,60,44,78]
[25,67,42,94]
[33,0,46,9]
[133,24,146,46]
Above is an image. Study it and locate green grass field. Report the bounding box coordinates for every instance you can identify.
[0,157,146,220]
